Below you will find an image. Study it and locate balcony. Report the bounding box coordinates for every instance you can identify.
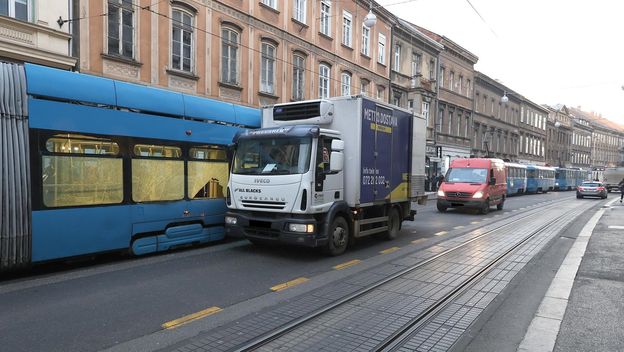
[390,71,435,92]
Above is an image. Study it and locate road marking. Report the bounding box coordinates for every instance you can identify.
[483,218,492,220]
[470,221,480,224]
[518,197,617,352]
[380,247,401,254]
[333,259,362,270]
[453,225,465,229]
[608,225,624,229]
[162,306,222,329]
[434,231,448,236]
[270,277,309,292]
[411,238,427,244]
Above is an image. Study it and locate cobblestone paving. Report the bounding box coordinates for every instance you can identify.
[163,200,591,352]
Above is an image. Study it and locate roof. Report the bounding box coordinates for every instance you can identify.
[568,106,624,134]
[407,23,479,64]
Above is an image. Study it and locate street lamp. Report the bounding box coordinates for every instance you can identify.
[363,5,377,28]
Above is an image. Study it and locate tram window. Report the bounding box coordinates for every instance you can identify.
[190,146,227,161]
[188,146,229,199]
[132,159,184,202]
[42,156,123,207]
[134,144,181,158]
[46,134,119,155]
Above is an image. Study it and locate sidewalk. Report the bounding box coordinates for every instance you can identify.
[519,198,624,352]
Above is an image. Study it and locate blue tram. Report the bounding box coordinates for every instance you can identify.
[526,165,556,193]
[0,63,260,270]
[504,162,527,195]
[554,168,584,191]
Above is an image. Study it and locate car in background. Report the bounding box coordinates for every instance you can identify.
[576,181,607,199]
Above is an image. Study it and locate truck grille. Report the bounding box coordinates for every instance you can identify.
[241,200,286,210]
[445,192,472,198]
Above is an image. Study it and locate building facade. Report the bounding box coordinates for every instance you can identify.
[415,26,478,175]
[0,0,75,69]
[517,98,547,165]
[545,104,572,167]
[389,19,442,182]
[77,0,394,107]
[472,72,520,161]
[570,115,592,169]
[569,107,624,169]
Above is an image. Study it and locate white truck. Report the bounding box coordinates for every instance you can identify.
[224,96,427,255]
[603,167,624,192]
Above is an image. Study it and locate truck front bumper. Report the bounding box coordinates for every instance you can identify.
[437,198,486,209]
[225,211,328,248]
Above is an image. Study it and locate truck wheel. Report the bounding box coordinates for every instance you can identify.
[437,203,448,212]
[323,216,349,256]
[480,199,490,215]
[385,208,401,240]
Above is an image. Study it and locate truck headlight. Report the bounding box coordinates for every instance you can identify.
[437,190,445,197]
[472,191,484,198]
[225,216,237,225]
[288,223,315,233]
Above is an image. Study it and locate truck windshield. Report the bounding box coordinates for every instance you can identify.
[233,137,312,175]
[445,168,488,184]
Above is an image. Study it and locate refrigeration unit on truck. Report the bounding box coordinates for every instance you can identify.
[224,96,427,255]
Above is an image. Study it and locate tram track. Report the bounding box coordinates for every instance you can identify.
[231,196,585,352]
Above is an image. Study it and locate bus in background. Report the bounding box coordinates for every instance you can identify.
[504,162,527,196]
[526,165,556,193]
[0,63,260,271]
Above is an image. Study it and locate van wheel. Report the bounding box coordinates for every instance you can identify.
[437,203,448,212]
[323,216,349,256]
[385,208,401,240]
[497,198,505,210]
[480,199,490,215]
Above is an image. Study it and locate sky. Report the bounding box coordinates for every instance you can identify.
[376,0,624,126]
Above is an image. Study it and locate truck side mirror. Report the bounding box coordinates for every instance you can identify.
[489,177,496,186]
[330,152,343,172]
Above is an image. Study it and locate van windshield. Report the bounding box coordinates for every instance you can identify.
[445,168,488,184]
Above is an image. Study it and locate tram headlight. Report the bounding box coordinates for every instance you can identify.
[437,190,445,197]
[472,191,484,199]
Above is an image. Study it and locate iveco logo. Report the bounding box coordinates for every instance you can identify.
[254,178,270,184]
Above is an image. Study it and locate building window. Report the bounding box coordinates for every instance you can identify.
[408,99,414,111]
[422,102,430,124]
[411,53,421,77]
[260,42,276,94]
[342,11,352,47]
[319,64,330,99]
[171,8,194,72]
[107,0,134,58]
[377,86,385,101]
[361,25,370,56]
[0,0,32,21]
[458,76,463,94]
[292,54,305,101]
[294,0,307,23]
[448,111,453,135]
[439,67,445,87]
[429,59,435,80]
[466,79,471,95]
[394,44,401,71]
[261,0,277,9]
[378,34,386,64]
[320,1,331,36]
[392,91,401,107]
[360,79,369,96]
[449,71,454,91]
[221,27,239,85]
[341,72,351,96]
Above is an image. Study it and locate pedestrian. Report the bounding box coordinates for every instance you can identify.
[431,173,437,191]
[437,174,445,189]
[619,178,624,203]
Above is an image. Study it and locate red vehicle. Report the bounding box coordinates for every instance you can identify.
[437,158,507,214]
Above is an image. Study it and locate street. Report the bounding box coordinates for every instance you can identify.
[0,191,612,352]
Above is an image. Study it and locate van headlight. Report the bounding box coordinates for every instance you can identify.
[225,216,237,225]
[288,223,315,233]
[437,190,445,197]
[472,191,484,198]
